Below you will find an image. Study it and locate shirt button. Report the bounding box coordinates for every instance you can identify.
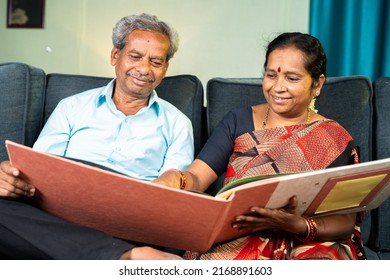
[115,147,121,151]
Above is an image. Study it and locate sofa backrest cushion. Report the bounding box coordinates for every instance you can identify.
[44,73,204,156]
[206,78,264,137]
[0,63,46,161]
[372,77,390,251]
[317,76,373,163]
[44,74,112,123]
[154,75,205,156]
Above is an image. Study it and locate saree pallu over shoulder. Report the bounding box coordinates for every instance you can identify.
[223,120,358,186]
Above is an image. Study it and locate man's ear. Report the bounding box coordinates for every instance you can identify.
[162,61,169,78]
[111,47,119,66]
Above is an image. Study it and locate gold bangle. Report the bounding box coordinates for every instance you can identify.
[295,217,317,242]
[177,170,186,190]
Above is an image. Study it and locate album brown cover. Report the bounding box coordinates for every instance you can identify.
[6,140,390,252]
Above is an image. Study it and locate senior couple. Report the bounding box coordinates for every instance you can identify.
[0,13,365,260]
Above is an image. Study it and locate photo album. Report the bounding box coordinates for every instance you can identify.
[6,140,390,252]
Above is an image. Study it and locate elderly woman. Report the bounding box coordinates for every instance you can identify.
[155,32,366,260]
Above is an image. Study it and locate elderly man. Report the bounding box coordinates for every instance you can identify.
[0,13,193,260]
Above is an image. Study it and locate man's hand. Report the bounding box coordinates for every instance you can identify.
[0,161,35,197]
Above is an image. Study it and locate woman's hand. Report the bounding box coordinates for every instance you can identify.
[232,196,307,235]
[0,161,35,197]
[232,195,357,241]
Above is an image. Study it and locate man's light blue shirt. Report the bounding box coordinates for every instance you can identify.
[33,79,194,181]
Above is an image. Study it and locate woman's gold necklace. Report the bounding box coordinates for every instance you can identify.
[262,106,311,129]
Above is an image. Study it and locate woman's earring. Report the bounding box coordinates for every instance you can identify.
[309,91,320,113]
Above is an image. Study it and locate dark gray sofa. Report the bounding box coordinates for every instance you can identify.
[1,62,389,259]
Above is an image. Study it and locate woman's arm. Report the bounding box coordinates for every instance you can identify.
[311,213,357,241]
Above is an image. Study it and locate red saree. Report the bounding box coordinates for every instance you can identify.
[184,120,366,260]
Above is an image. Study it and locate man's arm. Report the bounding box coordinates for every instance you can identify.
[158,117,194,175]
[33,100,71,155]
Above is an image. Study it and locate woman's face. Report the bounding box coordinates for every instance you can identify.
[263,46,320,119]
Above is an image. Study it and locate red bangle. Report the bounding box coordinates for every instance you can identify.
[177,170,186,190]
[295,217,317,242]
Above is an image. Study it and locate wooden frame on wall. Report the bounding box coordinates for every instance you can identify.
[7,0,45,28]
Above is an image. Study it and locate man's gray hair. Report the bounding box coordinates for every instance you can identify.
[112,13,179,61]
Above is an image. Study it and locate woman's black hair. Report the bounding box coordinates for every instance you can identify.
[264,32,327,84]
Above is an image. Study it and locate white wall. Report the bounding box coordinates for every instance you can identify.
[0,0,309,88]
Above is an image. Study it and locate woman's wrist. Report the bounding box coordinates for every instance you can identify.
[295,217,318,242]
[177,170,187,190]
[168,168,187,190]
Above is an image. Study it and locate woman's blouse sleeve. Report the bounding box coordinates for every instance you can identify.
[197,107,254,176]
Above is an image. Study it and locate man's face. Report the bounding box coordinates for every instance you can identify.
[111,29,170,99]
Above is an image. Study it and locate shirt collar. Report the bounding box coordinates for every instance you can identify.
[96,79,161,115]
